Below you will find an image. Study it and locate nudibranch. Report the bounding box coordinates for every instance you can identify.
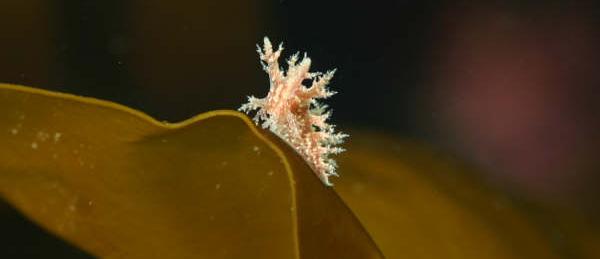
[240,37,348,186]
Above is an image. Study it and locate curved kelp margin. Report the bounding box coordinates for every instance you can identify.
[0,83,382,259]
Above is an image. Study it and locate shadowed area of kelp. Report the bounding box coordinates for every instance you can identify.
[0,200,95,258]
[335,132,600,259]
[0,83,382,259]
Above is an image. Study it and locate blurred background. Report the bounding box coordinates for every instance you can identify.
[0,0,599,257]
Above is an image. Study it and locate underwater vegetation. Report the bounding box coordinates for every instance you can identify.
[2,85,600,258]
[1,36,599,259]
[0,83,380,258]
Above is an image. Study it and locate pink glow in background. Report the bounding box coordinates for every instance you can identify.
[430,4,600,204]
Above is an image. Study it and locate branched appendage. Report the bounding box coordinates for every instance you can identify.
[239,37,348,186]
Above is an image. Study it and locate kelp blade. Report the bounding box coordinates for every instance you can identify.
[0,83,382,258]
[335,133,600,258]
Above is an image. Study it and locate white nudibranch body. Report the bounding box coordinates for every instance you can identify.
[239,37,348,186]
